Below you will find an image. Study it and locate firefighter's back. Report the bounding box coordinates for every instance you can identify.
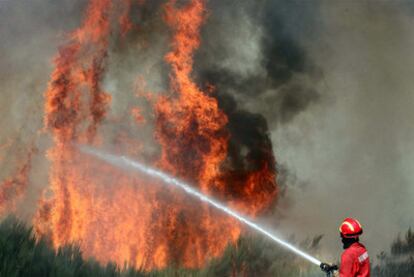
[340,242,370,277]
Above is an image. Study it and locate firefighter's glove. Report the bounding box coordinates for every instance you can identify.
[320,262,338,273]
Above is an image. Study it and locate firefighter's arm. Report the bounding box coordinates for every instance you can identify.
[339,253,355,277]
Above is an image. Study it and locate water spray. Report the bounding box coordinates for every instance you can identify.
[79,145,337,275]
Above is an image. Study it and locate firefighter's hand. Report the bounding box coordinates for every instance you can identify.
[320,262,330,272]
[320,262,338,273]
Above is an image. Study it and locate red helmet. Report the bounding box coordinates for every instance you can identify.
[339,218,363,238]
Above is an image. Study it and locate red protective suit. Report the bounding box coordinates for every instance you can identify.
[340,242,370,277]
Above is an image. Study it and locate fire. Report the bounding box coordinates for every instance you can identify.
[153,0,238,266]
[26,0,279,270]
[37,0,113,249]
[0,148,34,217]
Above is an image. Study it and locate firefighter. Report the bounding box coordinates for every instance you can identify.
[337,217,370,276]
[320,217,370,276]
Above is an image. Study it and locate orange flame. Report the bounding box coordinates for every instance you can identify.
[0,148,34,217]
[152,0,237,267]
[30,0,279,271]
[39,0,113,248]
[119,0,134,37]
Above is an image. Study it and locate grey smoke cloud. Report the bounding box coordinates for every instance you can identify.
[273,0,414,260]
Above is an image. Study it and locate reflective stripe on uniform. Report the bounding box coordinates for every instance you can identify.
[358,252,369,263]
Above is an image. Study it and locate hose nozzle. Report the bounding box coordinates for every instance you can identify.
[320,262,338,276]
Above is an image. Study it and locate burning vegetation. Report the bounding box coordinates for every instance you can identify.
[0,0,320,270]
[0,148,35,217]
[24,0,279,270]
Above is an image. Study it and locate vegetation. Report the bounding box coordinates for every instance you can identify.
[1,216,412,276]
[0,216,144,277]
[0,216,322,277]
[373,228,414,277]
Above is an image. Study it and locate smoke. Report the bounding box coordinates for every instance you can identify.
[190,0,321,204]
[1,0,413,266]
[195,0,320,126]
[272,0,414,259]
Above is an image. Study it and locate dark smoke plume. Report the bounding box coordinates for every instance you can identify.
[192,0,321,199]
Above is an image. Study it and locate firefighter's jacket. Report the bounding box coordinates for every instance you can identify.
[340,242,370,277]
